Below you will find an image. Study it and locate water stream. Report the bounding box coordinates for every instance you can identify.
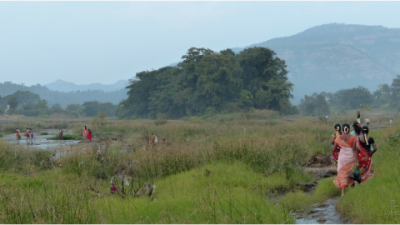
[293,197,350,224]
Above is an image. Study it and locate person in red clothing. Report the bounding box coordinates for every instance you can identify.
[110,183,117,194]
[87,129,92,142]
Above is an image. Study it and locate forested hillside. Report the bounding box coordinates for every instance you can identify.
[299,75,400,116]
[117,47,296,119]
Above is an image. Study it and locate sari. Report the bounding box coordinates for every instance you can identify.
[82,128,88,139]
[356,138,374,183]
[332,131,341,166]
[333,135,357,189]
[87,132,92,142]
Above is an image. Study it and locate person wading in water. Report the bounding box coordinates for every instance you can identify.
[16,128,21,145]
[59,129,63,140]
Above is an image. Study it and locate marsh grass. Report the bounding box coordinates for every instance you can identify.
[93,162,293,223]
[48,134,79,140]
[1,112,397,223]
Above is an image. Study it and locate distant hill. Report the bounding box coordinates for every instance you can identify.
[233,23,400,104]
[45,79,130,93]
[0,82,128,107]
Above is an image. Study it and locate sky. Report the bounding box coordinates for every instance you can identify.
[1,1,400,86]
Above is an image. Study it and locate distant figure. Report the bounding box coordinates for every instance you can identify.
[162,138,168,144]
[59,129,63,140]
[357,111,361,124]
[16,128,21,145]
[365,118,370,126]
[312,115,315,121]
[87,129,92,142]
[110,183,117,194]
[82,126,88,141]
[390,118,393,124]
[25,128,30,145]
[30,128,34,145]
[150,133,156,145]
[350,121,362,138]
[325,114,329,123]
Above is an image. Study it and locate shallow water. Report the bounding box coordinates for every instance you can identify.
[293,198,350,224]
[1,129,80,151]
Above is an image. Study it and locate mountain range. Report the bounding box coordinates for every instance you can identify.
[45,79,130,93]
[232,23,400,103]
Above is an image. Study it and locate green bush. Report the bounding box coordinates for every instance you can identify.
[40,132,49,135]
[154,113,167,126]
[0,133,3,138]
[47,134,78,140]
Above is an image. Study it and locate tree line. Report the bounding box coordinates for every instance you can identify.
[299,75,400,116]
[0,82,127,107]
[117,47,297,119]
[0,90,117,118]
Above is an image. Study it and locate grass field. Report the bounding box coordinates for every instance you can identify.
[0,111,399,223]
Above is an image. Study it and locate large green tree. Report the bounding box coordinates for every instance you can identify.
[237,47,293,111]
[120,47,294,119]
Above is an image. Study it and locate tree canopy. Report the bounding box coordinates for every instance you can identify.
[118,47,294,119]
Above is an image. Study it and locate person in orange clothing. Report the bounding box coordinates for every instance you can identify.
[332,124,358,196]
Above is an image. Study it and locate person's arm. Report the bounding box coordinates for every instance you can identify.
[371,143,377,155]
[331,136,336,145]
[353,140,358,161]
[332,142,338,152]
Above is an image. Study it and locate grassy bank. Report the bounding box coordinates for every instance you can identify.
[335,124,400,223]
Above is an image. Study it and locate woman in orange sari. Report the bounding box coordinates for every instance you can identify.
[332,124,357,196]
[82,126,88,141]
[356,126,377,183]
[331,124,342,166]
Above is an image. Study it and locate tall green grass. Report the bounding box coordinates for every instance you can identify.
[2,113,392,223]
[335,124,400,223]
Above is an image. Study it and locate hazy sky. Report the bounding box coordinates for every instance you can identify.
[1,1,400,86]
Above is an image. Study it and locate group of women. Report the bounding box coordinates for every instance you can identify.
[331,122,377,196]
[82,126,93,142]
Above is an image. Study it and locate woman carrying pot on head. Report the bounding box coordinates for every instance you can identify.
[332,123,342,167]
[332,124,358,196]
[355,126,377,184]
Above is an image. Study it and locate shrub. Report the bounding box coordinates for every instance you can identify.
[154,113,167,126]
[47,134,78,140]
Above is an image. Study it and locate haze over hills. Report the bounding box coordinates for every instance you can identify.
[5,23,400,107]
[232,23,400,104]
[45,79,130,93]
